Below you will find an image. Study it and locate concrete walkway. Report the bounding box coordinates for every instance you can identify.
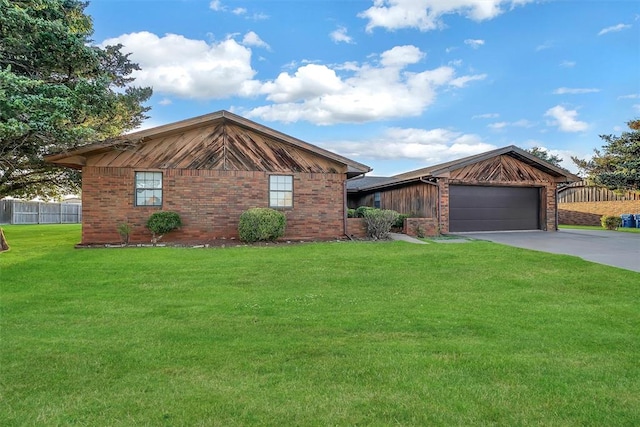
[388,233,428,244]
[457,229,640,272]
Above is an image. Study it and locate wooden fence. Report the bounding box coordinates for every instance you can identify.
[558,181,640,203]
[0,200,82,224]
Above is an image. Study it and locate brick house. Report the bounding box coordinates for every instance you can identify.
[45,110,370,245]
[348,146,580,235]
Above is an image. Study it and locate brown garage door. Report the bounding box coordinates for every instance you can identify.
[449,185,540,232]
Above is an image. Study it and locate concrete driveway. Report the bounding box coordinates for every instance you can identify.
[457,229,640,272]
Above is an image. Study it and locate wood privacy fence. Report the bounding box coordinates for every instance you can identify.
[558,181,640,203]
[0,200,82,224]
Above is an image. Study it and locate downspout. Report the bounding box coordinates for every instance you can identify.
[343,179,349,239]
[555,185,559,231]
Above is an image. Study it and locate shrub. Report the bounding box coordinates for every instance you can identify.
[238,208,286,243]
[347,208,356,218]
[117,222,132,245]
[393,214,410,229]
[355,206,376,218]
[601,215,622,230]
[363,209,399,240]
[146,211,182,245]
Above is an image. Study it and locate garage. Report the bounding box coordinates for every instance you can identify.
[449,185,540,232]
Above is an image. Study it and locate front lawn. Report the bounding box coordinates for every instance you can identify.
[1,225,639,425]
[560,224,640,233]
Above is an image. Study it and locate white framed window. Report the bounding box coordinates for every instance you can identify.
[135,171,162,206]
[269,175,293,208]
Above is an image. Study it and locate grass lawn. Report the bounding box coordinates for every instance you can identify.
[560,224,640,234]
[2,225,639,426]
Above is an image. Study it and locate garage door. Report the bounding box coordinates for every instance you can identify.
[449,185,540,232]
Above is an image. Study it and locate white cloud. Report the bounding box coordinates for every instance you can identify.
[330,26,354,44]
[489,119,533,130]
[535,41,554,51]
[320,127,496,164]
[209,0,225,11]
[618,93,639,99]
[449,73,487,88]
[473,113,499,119]
[598,23,632,36]
[464,39,485,49]
[242,31,270,49]
[247,45,484,125]
[553,87,600,95]
[158,98,172,106]
[359,0,533,32]
[559,60,576,68]
[544,105,588,132]
[101,32,258,99]
[232,7,247,15]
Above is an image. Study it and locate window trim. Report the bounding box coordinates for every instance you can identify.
[373,192,381,208]
[134,171,163,207]
[268,174,294,209]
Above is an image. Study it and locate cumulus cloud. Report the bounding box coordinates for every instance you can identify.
[246,45,485,124]
[158,98,172,106]
[242,31,270,49]
[330,26,354,44]
[464,39,485,49]
[544,105,588,132]
[553,87,600,95]
[209,0,225,11]
[319,127,496,164]
[618,93,639,99]
[598,23,632,36]
[101,32,258,99]
[559,60,576,68]
[359,0,533,32]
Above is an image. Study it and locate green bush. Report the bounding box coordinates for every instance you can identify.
[601,215,622,230]
[363,209,399,240]
[393,214,410,229]
[146,211,182,244]
[347,208,356,218]
[238,208,286,243]
[355,206,376,218]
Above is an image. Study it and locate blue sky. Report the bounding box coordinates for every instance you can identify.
[87,0,639,176]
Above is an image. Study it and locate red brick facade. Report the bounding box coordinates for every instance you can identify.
[81,167,346,244]
[404,218,439,237]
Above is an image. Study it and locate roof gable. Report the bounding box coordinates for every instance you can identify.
[393,145,579,183]
[45,110,371,176]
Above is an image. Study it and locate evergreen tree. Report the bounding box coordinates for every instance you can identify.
[572,120,640,193]
[0,0,152,199]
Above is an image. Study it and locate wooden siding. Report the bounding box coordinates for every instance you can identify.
[558,181,640,203]
[348,182,438,218]
[449,155,555,182]
[86,123,346,174]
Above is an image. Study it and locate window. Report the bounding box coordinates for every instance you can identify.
[135,172,162,206]
[269,175,293,208]
[374,192,381,208]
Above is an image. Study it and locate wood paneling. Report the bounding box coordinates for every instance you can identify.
[348,182,438,218]
[86,123,346,174]
[449,155,555,182]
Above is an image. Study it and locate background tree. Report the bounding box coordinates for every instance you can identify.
[525,146,563,167]
[0,0,152,199]
[572,119,640,193]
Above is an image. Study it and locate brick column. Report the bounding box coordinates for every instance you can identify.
[546,183,558,231]
[438,178,449,234]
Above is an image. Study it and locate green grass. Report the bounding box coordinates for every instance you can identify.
[560,224,640,233]
[2,225,639,426]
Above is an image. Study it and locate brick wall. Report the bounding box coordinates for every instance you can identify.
[559,200,640,226]
[81,167,347,244]
[346,218,367,238]
[404,218,439,237]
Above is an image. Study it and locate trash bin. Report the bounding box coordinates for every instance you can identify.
[620,214,634,228]
[635,214,640,228]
